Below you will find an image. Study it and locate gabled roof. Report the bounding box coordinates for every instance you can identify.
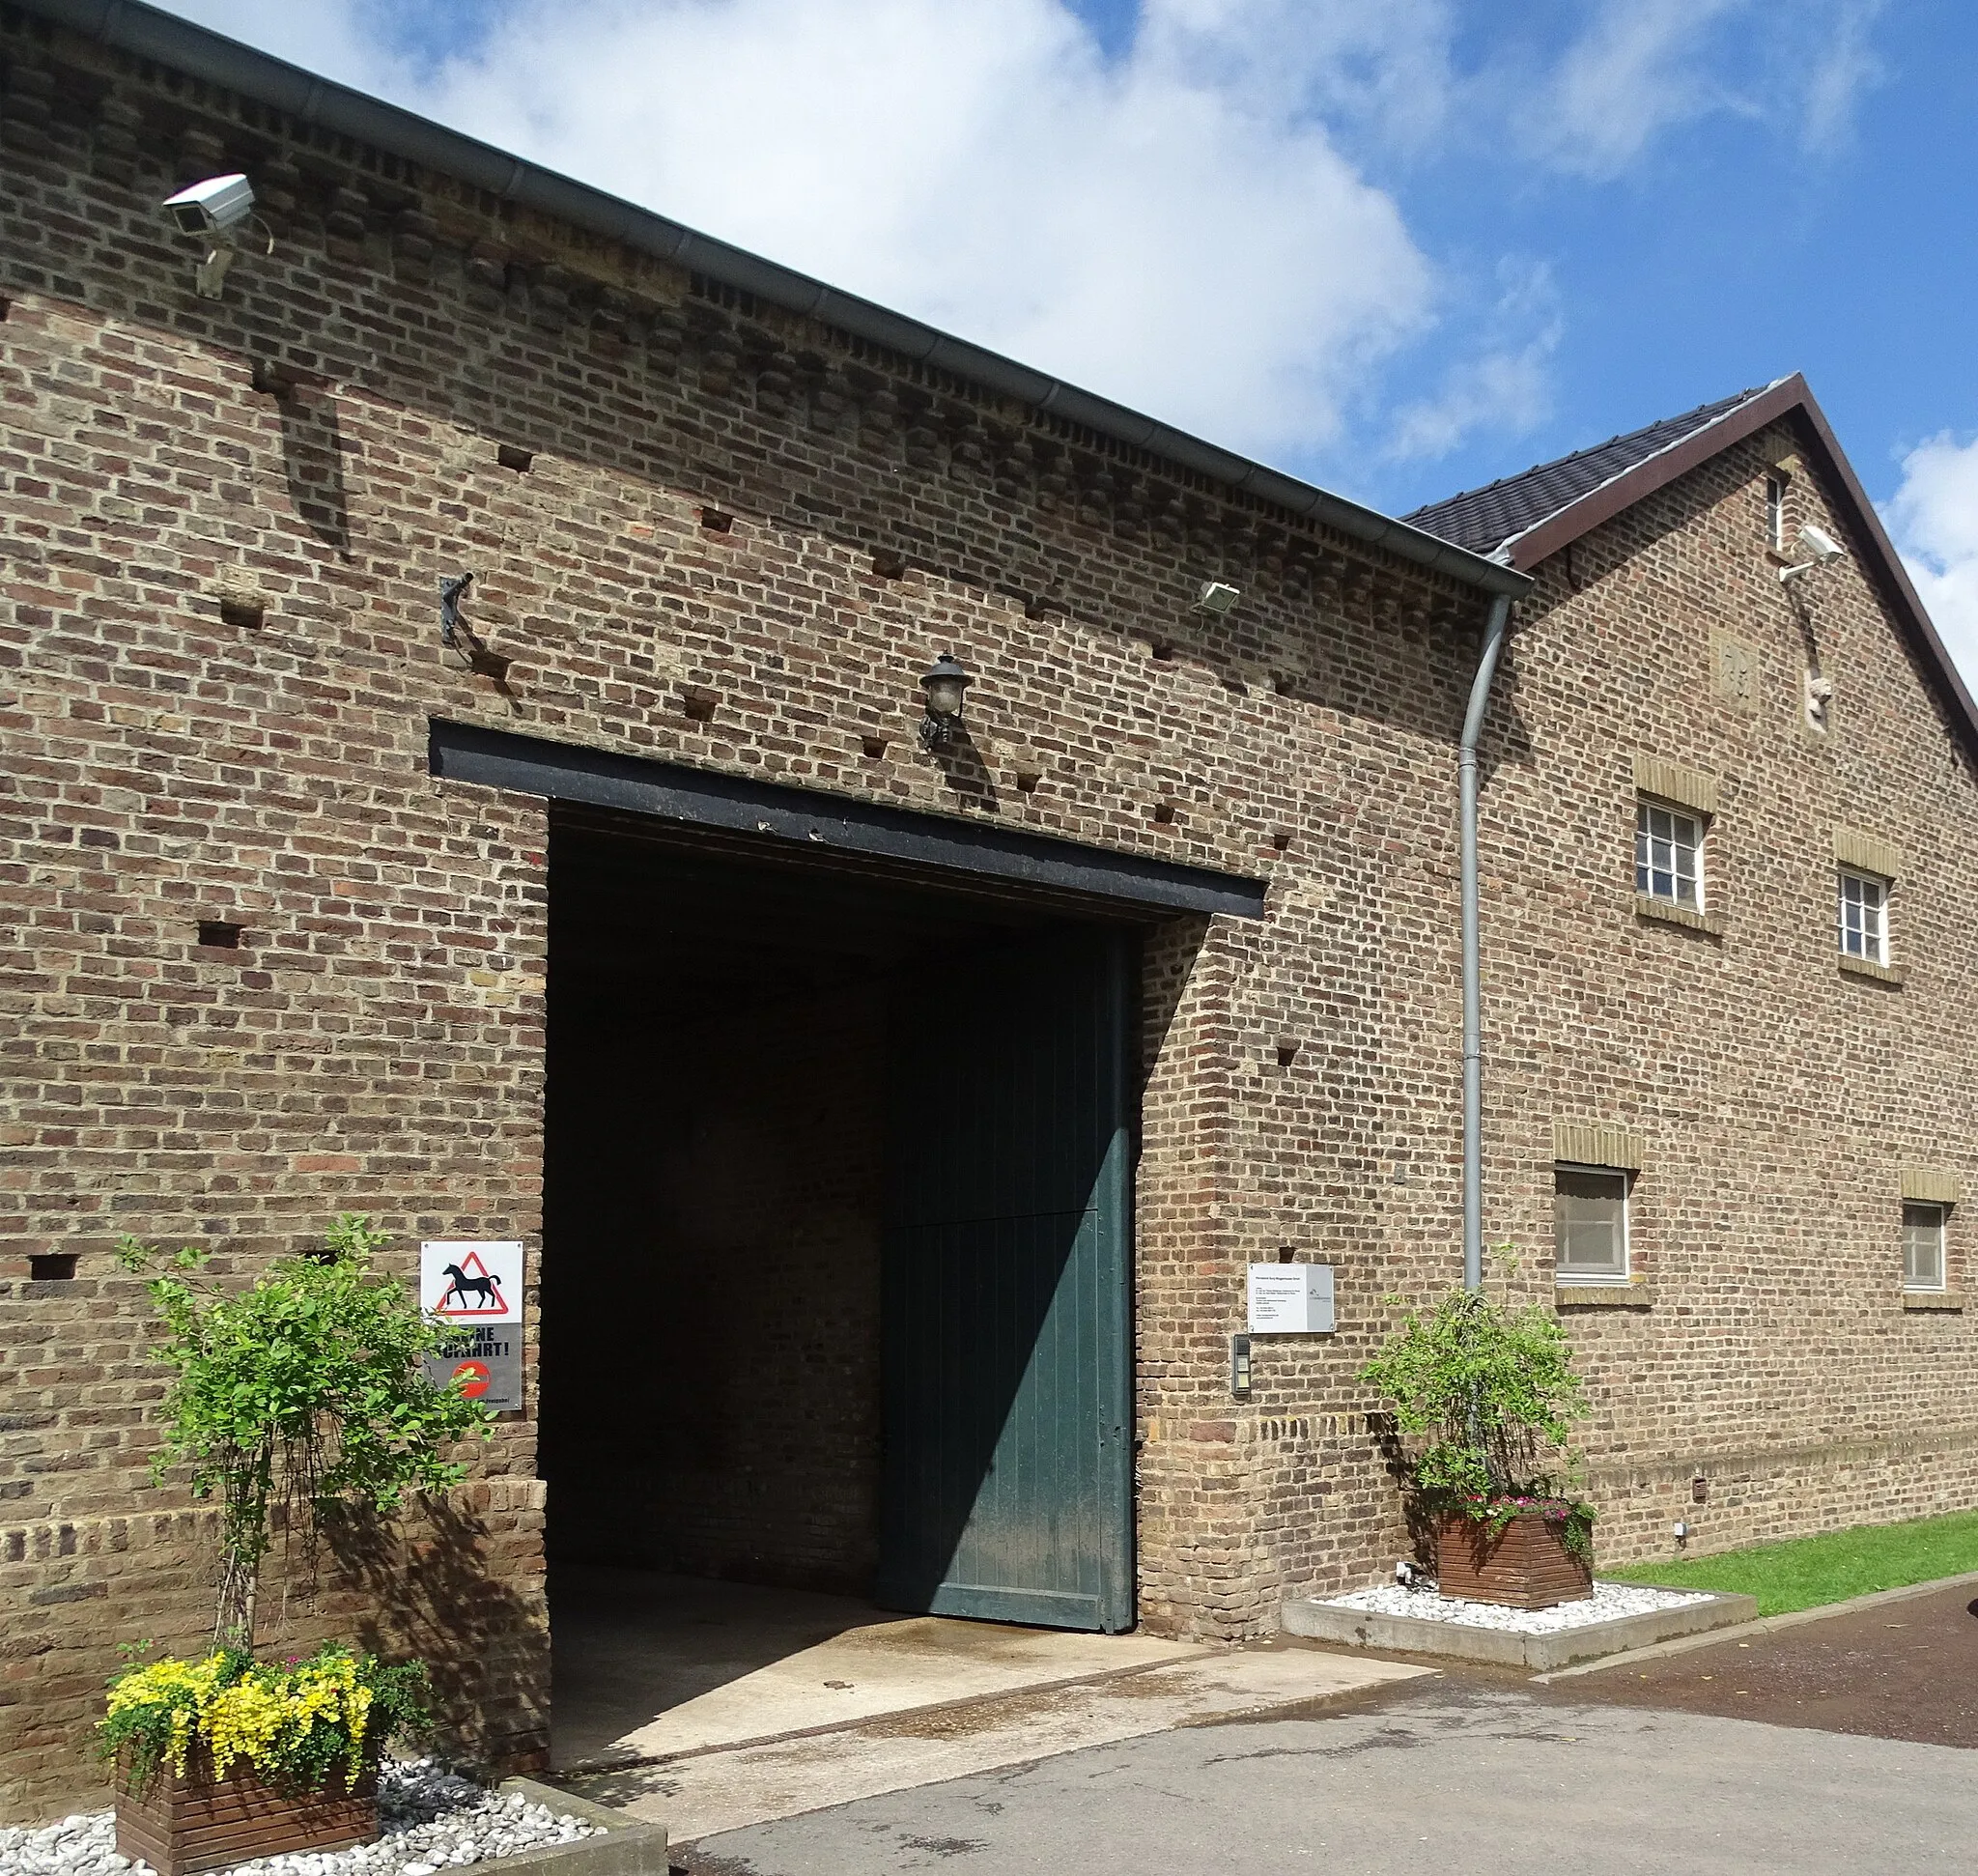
[1405,374,1978,753]
[1402,385,1776,560]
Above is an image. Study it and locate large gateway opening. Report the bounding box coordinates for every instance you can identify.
[540,804,1141,1754]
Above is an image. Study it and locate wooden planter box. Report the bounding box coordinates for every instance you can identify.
[1436,1510,1593,1609]
[115,1753,378,1876]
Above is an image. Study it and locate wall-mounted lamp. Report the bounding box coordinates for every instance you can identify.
[162,173,272,298]
[1779,524,1847,583]
[1195,580,1241,615]
[919,652,971,749]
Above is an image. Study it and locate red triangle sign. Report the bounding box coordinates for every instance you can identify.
[434,1249,509,1319]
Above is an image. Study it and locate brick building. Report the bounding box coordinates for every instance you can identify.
[2,0,1973,1826]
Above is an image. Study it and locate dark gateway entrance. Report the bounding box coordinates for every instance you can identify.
[430,724,1263,1635]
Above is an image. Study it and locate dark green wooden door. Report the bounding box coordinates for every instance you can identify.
[877,926,1134,1633]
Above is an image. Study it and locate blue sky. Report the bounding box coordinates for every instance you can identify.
[159,0,1978,668]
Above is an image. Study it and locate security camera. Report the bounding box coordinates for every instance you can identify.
[1779,523,1848,583]
[1800,524,1845,565]
[163,174,257,238]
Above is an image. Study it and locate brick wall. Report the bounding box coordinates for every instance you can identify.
[0,7,1973,1827]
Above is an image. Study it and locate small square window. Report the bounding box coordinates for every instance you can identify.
[1838,868,1888,964]
[1555,1167,1629,1280]
[1636,802,1704,908]
[1766,474,1788,552]
[1904,1202,1946,1292]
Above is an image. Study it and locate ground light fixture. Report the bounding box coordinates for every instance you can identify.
[919,652,971,748]
[161,172,272,298]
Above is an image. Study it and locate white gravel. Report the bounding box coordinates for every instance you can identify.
[0,1759,600,1876]
[1320,1578,1712,1634]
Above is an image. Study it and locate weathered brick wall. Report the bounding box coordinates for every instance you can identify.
[0,13,1489,1820]
[1478,420,1978,1565]
[2,4,1973,1828]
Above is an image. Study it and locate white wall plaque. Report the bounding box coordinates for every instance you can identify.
[1247,1263,1336,1334]
[421,1239,523,1326]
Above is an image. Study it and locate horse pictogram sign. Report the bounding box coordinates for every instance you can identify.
[420,1239,523,1325]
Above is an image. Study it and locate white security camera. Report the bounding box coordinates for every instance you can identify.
[163,174,257,238]
[1799,524,1845,565]
[1779,522,1848,583]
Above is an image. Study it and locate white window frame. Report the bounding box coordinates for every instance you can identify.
[1554,1164,1631,1283]
[1837,867,1889,965]
[1636,800,1706,911]
[1766,473,1788,552]
[1904,1201,1947,1293]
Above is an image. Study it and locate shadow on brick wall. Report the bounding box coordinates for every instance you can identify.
[325,1495,548,1773]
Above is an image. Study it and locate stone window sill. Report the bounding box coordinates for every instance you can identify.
[1902,1291,1964,1312]
[1839,953,1906,985]
[1634,895,1725,936]
[1556,1281,1653,1309]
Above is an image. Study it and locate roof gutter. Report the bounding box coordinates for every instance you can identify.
[28,0,1529,603]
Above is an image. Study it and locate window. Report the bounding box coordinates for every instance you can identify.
[1636,802,1704,908]
[1555,1167,1629,1281]
[1838,868,1888,964]
[1904,1202,1946,1292]
[1766,473,1787,552]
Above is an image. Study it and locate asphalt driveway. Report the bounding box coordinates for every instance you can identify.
[676,1675,1976,1875]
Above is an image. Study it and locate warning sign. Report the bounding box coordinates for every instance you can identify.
[423,1326,522,1412]
[421,1239,523,1325]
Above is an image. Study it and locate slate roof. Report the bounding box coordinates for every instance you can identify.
[1402,384,1781,559]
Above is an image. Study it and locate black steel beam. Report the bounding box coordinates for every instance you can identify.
[429,721,1266,921]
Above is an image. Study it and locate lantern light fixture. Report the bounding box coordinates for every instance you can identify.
[919,652,971,748]
[1195,580,1241,615]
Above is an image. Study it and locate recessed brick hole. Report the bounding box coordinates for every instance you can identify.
[682,688,719,724]
[861,735,890,759]
[218,596,265,630]
[497,443,534,472]
[1276,1244,1297,1263]
[196,920,244,950]
[1150,640,1175,663]
[1154,801,1177,825]
[872,549,908,579]
[1276,1042,1300,1067]
[0,297,11,322]
[1015,769,1041,794]
[1272,829,1292,851]
[29,1254,78,1282]
[700,506,735,533]
[1272,672,1296,696]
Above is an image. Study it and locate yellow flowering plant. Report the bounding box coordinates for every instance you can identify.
[99,1643,429,1795]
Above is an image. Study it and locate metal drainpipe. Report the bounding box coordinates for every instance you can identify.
[1460,593,1513,1293]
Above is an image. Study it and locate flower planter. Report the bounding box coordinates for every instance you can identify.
[1436,1509,1593,1609]
[114,1753,378,1876]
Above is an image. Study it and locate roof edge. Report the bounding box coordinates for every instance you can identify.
[1502,372,1978,757]
[23,0,1530,601]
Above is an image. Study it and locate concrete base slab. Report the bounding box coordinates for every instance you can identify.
[551,1568,1202,1770]
[1282,1582,1759,1670]
[565,1647,1432,1843]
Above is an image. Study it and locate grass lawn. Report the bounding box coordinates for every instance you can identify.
[1606,1506,1978,1616]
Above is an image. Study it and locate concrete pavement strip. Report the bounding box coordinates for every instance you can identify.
[561,1647,1433,1843]
[1534,1566,1978,1681]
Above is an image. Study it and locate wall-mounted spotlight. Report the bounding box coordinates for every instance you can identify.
[919,652,970,749]
[1195,580,1241,615]
[1779,524,1847,584]
[162,173,272,298]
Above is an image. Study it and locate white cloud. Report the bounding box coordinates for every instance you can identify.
[161,0,1442,466]
[1385,258,1561,462]
[1886,433,1978,687]
[1797,0,1887,153]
